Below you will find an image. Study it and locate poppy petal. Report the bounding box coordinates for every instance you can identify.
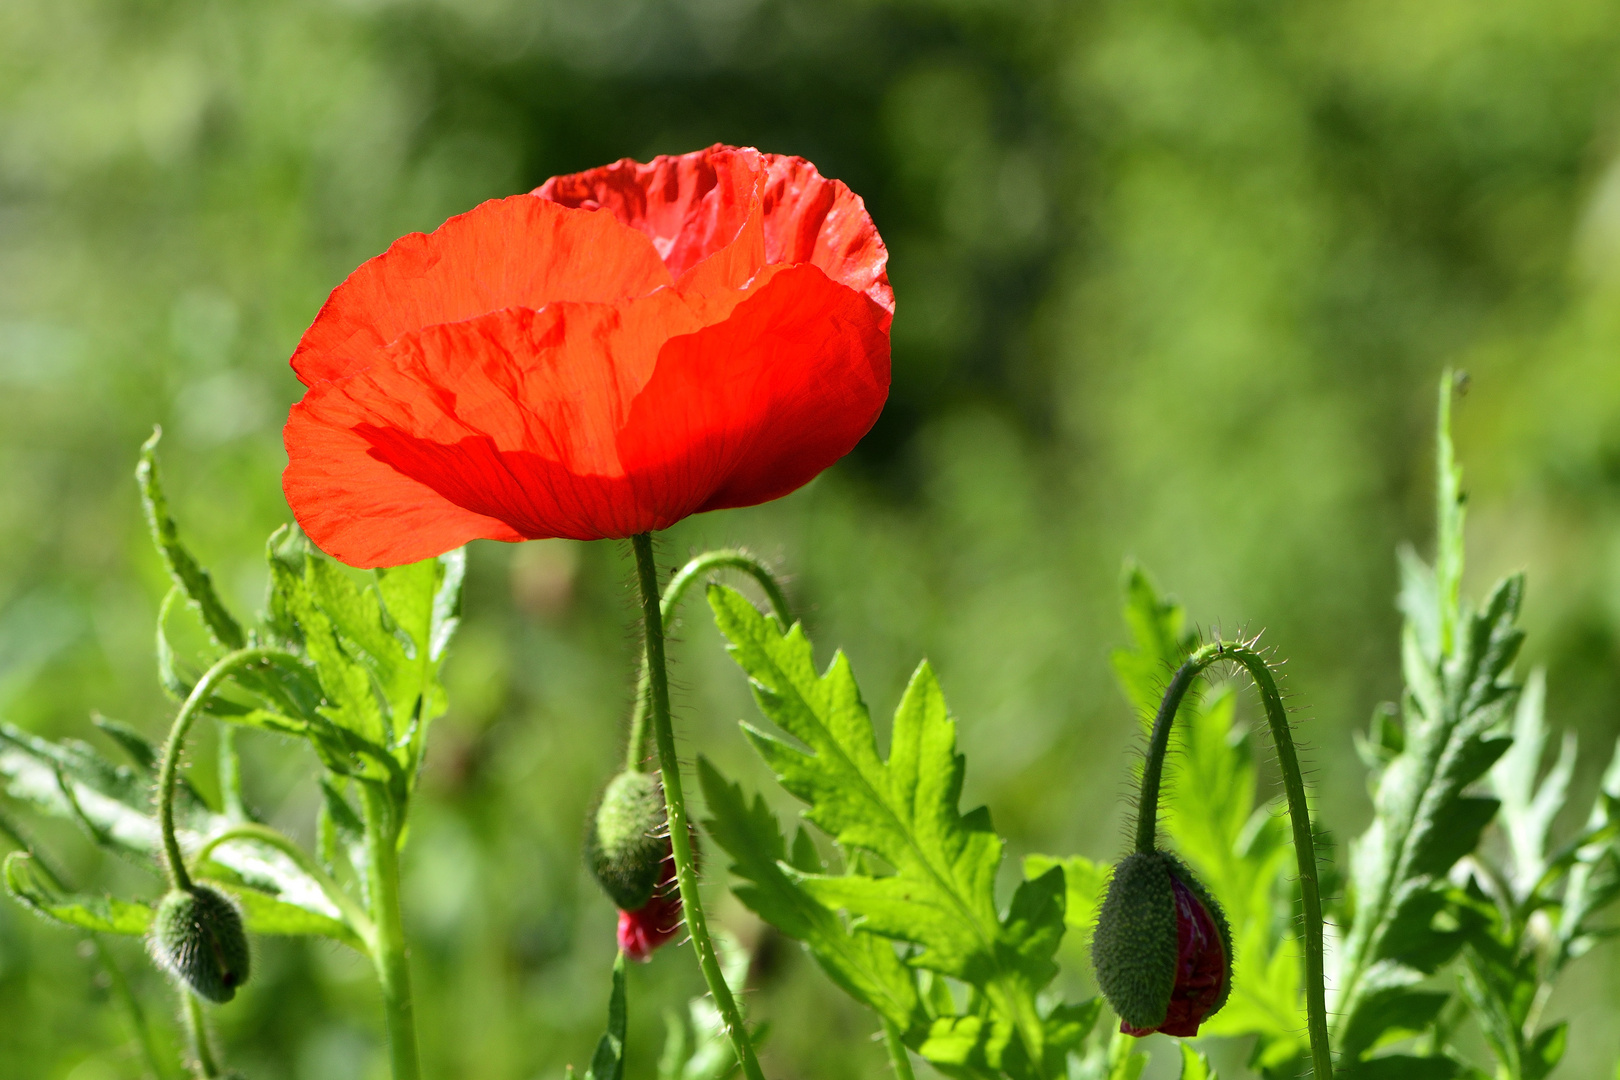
[283,271,795,560]
[282,400,525,568]
[535,146,764,280]
[535,145,892,315]
[290,194,671,386]
[618,264,891,515]
[758,154,893,317]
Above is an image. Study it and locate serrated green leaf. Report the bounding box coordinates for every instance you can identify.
[136,428,245,652]
[698,757,924,1038]
[3,851,152,934]
[211,880,363,951]
[1337,982,1448,1063]
[583,952,626,1080]
[1111,561,1196,723]
[710,584,1067,1075]
[1524,1022,1567,1080]
[90,714,159,774]
[0,720,212,857]
[1491,670,1576,898]
[1334,382,1531,1056]
[1105,1030,1148,1080]
[1023,854,1108,948]
[1558,738,1620,970]
[659,930,765,1080]
[1339,1055,1464,1080]
[1179,1043,1218,1080]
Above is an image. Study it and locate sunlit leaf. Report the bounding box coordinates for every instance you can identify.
[710,583,1074,1078]
[3,852,151,935]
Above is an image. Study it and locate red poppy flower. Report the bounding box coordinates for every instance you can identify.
[617,849,684,962]
[283,144,892,567]
[1119,873,1228,1038]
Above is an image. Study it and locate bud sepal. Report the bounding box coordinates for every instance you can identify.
[587,770,671,911]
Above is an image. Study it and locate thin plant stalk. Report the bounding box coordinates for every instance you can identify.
[182,989,221,1078]
[631,533,766,1080]
[1135,640,1332,1080]
[155,647,303,890]
[624,549,791,772]
[882,1019,917,1080]
[361,780,420,1080]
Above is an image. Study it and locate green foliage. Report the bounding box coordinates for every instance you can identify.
[4,851,152,934]
[0,441,463,1071]
[703,583,1096,1079]
[565,953,627,1080]
[1332,381,1526,1073]
[656,931,767,1080]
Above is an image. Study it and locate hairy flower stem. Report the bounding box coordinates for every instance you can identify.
[1134,641,1332,1080]
[631,533,766,1080]
[361,780,421,1080]
[156,647,305,891]
[624,549,791,773]
[182,988,221,1078]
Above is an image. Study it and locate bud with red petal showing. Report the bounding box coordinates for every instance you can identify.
[585,770,694,961]
[1091,850,1232,1037]
[617,847,684,961]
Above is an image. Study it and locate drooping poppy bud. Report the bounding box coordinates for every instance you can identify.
[586,770,670,911]
[616,847,684,962]
[150,884,251,1004]
[1091,851,1231,1037]
[586,769,693,961]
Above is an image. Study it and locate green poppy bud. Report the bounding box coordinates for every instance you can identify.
[586,770,670,911]
[150,884,251,1004]
[1091,850,1231,1037]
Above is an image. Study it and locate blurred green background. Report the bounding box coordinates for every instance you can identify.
[4,0,1620,1076]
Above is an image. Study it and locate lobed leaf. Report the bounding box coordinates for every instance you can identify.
[136,428,245,652]
[709,584,1074,1077]
[3,852,152,935]
[698,757,924,1037]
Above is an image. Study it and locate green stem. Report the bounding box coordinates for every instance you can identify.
[361,780,420,1080]
[631,533,766,1080]
[1134,640,1332,1080]
[182,989,221,1078]
[193,823,375,947]
[882,1020,917,1080]
[97,937,177,1080]
[218,725,246,822]
[156,647,305,891]
[625,549,792,773]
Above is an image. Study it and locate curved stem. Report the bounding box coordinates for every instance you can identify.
[631,534,766,1080]
[625,549,792,773]
[193,823,375,947]
[882,1020,917,1080]
[361,780,420,1080]
[157,648,305,891]
[1134,640,1332,1080]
